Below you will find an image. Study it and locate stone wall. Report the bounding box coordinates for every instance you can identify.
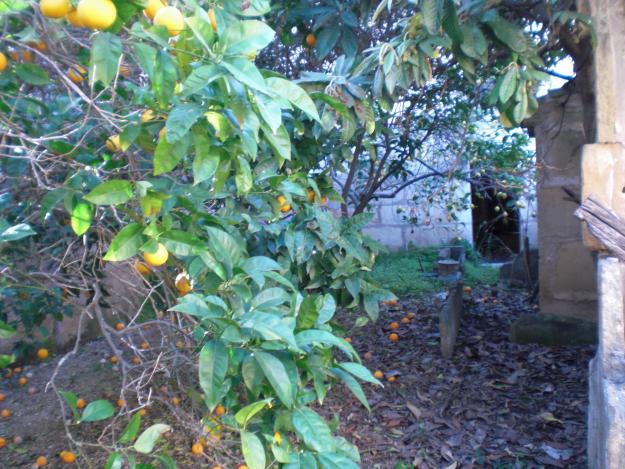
[528,89,597,320]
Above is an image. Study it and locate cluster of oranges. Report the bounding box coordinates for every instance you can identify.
[40,0,117,30]
[277,188,328,214]
[385,311,415,343]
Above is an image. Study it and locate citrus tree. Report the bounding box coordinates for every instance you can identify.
[0,0,592,467]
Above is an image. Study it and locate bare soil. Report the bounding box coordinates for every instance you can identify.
[0,287,594,468]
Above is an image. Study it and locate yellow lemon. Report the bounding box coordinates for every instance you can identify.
[40,0,71,18]
[141,109,156,123]
[105,134,121,152]
[77,0,117,30]
[66,8,83,27]
[67,66,85,84]
[153,6,185,37]
[144,0,166,20]
[0,52,7,73]
[143,243,168,267]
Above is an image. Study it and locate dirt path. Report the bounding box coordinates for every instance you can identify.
[0,288,594,468]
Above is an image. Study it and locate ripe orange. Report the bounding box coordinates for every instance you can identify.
[144,0,165,20]
[0,392,5,401]
[77,0,117,30]
[76,398,86,409]
[132,356,141,365]
[305,33,316,47]
[32,41,47,52]
[388,376,397,383]
[175,272,192,296]
[171,396,180,406]
[215,404,225,416]
[280,202,291,213]
[40,0,71,18]
[373,370,383,379]
[134,261,150,276]
[110,355,118,364]
[18,377,27,386]
[59,450,76,463]
[321,195,328,205]
[389,333,399,342]
[463,285,472,293]
[345,337,352,343]
[389,322,399,330]
[363,351,373,360]
[208,8,217,31]
[117,399,124,407]
[191,442,203,455]
[36,455,48,467]
[400,317,410,324]
[143,243,169,267]
[0,437,5,448]
[407,312,416,319]
[1,409,10,418]
[13,367,21,374]
[0,52,8,72]
[21,50,34,63]
[139,408,147,416]
[153,6,185,36]
[307,188,315,203]
[141,342,149,350]
[274,431,281,444]
[66,8,83,27]
[37,348,50,360]
[114,322,125,331]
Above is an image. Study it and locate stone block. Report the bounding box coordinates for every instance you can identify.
[581,143,625,250]
[440,282,463,358]
[510,313,597,346]
[537,187,584,237]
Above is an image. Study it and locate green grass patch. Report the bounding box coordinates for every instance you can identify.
[368,244,499,297]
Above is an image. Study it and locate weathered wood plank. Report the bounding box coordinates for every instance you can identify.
[575,195,625,259]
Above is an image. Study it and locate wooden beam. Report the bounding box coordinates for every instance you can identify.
[575,195,625,259]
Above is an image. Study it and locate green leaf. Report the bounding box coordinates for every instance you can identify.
[235,156,253,195]
[0,354,15,369]
[266,78,320,122]
[199,339,228,411]
[251,287,290,310]
[484,14,527,53]
[71,199,94,236]
[262,124,291,160]
[338,362,382,386]
[315,26,340,60]
[159,230,204,256]
[422,0,443,35]
[295,330,357,359]
[84,180,133,205]
[182,64,222,97]
[0,223,36,242]
[155,454,177,469]
[104,223,144,261]
[104,453,123,469]
[223,19,275,55]
[241,431,266,469]
[90,32,122,86]
[41,188,67,220]
[331,368,370,411]
[153,50,177,108]
[292,408,335,453]
[222,57,268,92]
[60,391,80,421]
[235,399,271,428]
[134,424,171,454]
[192,135,220,185]
[0,321,16,339]
[81,399,115,422]
[242,354,265,392]
[255,351,294,408]
[153,133,190,175]
[134,43,157,80]
[15,63,50,85]
[242,312,298,349]
[498,68,518,104]
[119,412,142,444]
[317,452,360,469]
[165,104,204,142]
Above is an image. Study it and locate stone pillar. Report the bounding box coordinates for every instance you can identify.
[528,90,597,320]
[583,1,625,467]
[587,257,625,468]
